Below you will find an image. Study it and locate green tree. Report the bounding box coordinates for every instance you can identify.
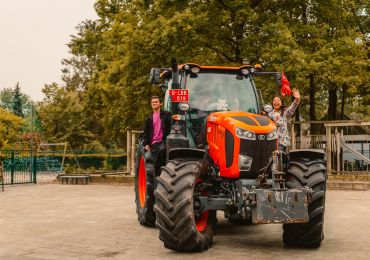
[0,108,25,149]
[1,87,32,116]
[38,83,99,149]
[12,82,24,117]
[0,88,13,111]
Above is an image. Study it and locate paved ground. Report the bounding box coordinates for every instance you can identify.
[0,183,370,260]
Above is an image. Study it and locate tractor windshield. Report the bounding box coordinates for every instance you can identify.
[186,72,258,113]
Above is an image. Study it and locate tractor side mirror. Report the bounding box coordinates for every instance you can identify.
[274,73,282,88]
[149,68,161,84]
[262,104,273,114]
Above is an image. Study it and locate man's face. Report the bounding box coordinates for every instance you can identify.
[273,97,282,110]
[151,98,162,110]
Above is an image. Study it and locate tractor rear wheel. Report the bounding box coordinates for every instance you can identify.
[283,154,326,248]
[154,159,214,252]
[134,147,156,227]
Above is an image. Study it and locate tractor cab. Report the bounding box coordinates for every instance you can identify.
[165,65,260,113]
[159,63,266,148]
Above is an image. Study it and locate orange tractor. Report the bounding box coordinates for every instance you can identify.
[135,59,326,251]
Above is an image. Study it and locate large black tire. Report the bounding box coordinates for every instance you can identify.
[154,159,214,252]
[134,145,156,227]
[283,154,326,248]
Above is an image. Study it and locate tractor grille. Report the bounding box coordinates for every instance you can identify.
[239,136,276,178]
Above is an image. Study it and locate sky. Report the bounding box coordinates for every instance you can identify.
[0,0,98,102]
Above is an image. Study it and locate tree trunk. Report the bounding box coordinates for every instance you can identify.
[340,85,346,120]
[309,74,318,134]
[309,74,316,121]
[328,88,337,120]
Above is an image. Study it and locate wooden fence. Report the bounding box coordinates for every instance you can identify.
[125,120,370,176]
[291,121,370,175]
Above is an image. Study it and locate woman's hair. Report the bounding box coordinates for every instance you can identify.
[272,96,286,115]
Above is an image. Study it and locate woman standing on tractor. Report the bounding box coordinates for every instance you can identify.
[268,88,300,152]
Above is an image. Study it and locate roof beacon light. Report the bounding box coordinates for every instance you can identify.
[254,64,262,70]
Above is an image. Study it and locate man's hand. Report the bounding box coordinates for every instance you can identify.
[144,145,151,151]
[292,88,300,100]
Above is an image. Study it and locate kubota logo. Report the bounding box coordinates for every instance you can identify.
[258,135,265,140]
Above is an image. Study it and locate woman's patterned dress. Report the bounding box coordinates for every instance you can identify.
[267,99,300,148]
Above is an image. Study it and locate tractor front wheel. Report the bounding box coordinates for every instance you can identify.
[154,159,214,252]
[283,153,326,248]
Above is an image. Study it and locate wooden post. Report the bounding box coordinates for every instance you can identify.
[335,127,341,174]
[326,125,332,176]
[131,132,136,176]
[126,129,131,174]
[61,142,68,172]
[341,129,344,172]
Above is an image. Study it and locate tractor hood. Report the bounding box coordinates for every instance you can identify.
[207,111,276,135]
[206,111,277,179]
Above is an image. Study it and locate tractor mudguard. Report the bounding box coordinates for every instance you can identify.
[168,148,205,161]
[289,149,325,161]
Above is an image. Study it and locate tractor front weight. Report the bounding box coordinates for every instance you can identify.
[196,178,310,224]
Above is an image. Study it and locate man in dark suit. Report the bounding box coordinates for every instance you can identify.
[142,96,171,174]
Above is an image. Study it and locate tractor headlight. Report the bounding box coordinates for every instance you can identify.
[236,127,256,140]
[267,129,278,140]
[238,154,253,171]
[191,66,200,73]
[241,68,249,75]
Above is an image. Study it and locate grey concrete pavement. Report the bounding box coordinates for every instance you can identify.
[0,184,369,260]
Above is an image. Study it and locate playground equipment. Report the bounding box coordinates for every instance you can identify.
[37,142,80,172]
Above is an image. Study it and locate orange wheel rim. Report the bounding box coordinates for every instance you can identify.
[195,179,209,232]
[196,210,209,232]
[138,156,146,208]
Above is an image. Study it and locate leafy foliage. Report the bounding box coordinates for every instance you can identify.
[1,85,33,117]
[38,0,369,149]
[0,108,25,149]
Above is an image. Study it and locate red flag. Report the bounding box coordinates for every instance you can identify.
[281,70,292,97]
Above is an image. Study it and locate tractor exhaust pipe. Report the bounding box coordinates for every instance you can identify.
[171,58,180,89]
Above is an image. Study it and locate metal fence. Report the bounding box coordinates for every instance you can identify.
[0,150,37,185]
[35,150,127,173]
[0,149,128,185]
[59,150,127,172]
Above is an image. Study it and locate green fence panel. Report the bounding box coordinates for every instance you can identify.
[0,150,36,185]
[1,149,127,181]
